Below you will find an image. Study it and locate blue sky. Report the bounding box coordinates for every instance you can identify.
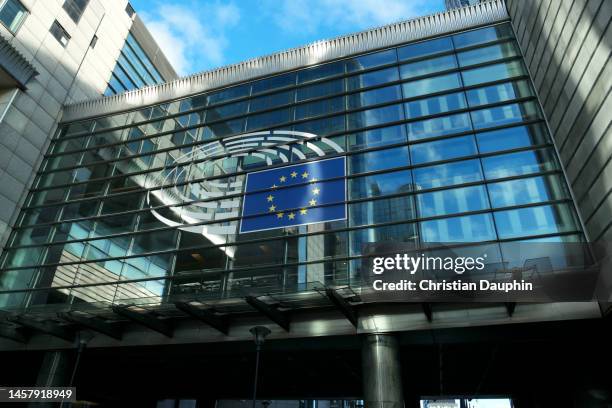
[131,0,446,77]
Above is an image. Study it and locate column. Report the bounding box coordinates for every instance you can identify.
[362,334,404,408]
[30,351,71,408]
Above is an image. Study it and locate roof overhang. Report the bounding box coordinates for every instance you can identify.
[0,33,37,90]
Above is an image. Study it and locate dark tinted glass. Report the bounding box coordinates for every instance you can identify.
[297,62,344,84]
[476,124,549,153]
[346,49,397,72]
[410,135,477,165]
[452,23,514,49]
[397,37,453,61]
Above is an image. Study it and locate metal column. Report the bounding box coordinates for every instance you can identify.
[362,334,404,408]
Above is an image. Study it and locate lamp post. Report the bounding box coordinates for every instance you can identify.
[249,326,271,408]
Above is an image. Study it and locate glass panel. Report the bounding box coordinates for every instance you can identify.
[414,159,483,189]
[251,73,296,95]
[350,223,417,255]
[346,49,397,72]
[347,124,407,151]
[349,170,412,199]
[347,85,402,109]
[293,114,345,136]
[0,0,27,32]
[417,185,489,218]
[410,135,477,165]
[296,79,344,102]
[482,148,559,180]
[457,41,520,67]
[249,90,295,112]
[349,146,409,174]
[405,91,467,119]
[347,104,404,130]
[346,67,399,91]
[462,60,526,87]
[397,37,454,61]
[495,204,579,239]
[402,73,462,98]
[297,61,344,84]
[60,200,99,220]
[466,79,533,107]
[246,108,293,131]
[206,101,248,121]
[349,196,415,226]
[407,112,472,141]
[471,101,540,129]
[207,84,251,104]
[452,23,514,49]
[421,213,496,243]
[488,174,570,208]
[477,123,549,153]
[400,55,457,79]
[295,96,344,120]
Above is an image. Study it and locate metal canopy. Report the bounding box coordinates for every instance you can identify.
[174,301,229,335]
[0,324,28,343]
[325,288,358,328]
[111,305,173,338]
[245,296,290,331]
[58,312,123,340]
[7,315,74,342]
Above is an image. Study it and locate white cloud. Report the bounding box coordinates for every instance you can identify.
[140,2,240,76]
[270,0,427,35]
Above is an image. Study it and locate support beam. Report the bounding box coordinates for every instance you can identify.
[422,302,433,322]
[245,296,290,331]
[174,302,229,335]
[325,288,358,328]
[0,324,28,343]
[505,302,517,317]
[58,312,122,340]
[7,315,74,342]
[111,305,173,338]
[362,334,404,408]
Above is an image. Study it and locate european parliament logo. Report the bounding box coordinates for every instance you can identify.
[240,157,347,233]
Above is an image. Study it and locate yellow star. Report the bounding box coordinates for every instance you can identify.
[288,212,296,220]
[279,175,287,182]
[290,171,298,178]
[302,171,309,179]
[312,187,320,195]
[277,212,284,218]
[267,195,274,202]
[300,208,308,215]
[309,199,317,206]
[269,205,276,212]
[271,184,278,189]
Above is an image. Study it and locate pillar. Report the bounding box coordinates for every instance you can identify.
[362,334,404,408]
[30,351,71,408]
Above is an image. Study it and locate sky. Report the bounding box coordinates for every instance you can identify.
[130,0,446,77]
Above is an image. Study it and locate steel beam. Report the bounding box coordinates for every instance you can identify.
[7,315,74,342]
[174,302,229,335]
[325,288,358,328]
[111,305,173,338]
[245,296,290,331]
[58,312,122,340]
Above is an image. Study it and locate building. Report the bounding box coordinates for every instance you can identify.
[445,0,483,10]
[0,0,611,406]
[0,0,176,261]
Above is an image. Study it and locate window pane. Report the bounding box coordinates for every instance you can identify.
[295,96,344,120]
[400,55,457,79]
[407,112,472,141]
[296,79,344,101]
[251,73,296,95]
[347,124,407,151]
[350,223,417,255]
[421,213,496,243]
[0,0,27,32]
[452,23,514,49]
[293,114,345,136]
[488,174,570,208]
[346,49,397,72]
[414,159,483,189]
[349,146,409,174]
[297,61,344,84]
[347,85,402,109]
[349,170,412,199]
[347,104,404,130]
[471,101,540,129]
[397,37,454,61]
[476,123,549,153]
[482,148,559,180]
[246,108,293,131]
[494,204,579,239]
[405,92,467,119]
[346,67,399,91]
[349,196,415,226]
[410,135,477,165]
[457,41,520,67]
[466,79,533,107]
[462,60,526,87]
[249,90,295,112]
[206,101,248,121]
[402,73,462,99]
[417,185,490,218]
[207,84,250,104]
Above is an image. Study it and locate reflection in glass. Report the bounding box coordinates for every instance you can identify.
[477,124,549,153]
[417,185,489,218]
[350,223,417,255]
[452,23,514,49]
[471,101,540,129]
[410,135,477,165]
[407,112,472,141]
[488,175,569,208]
[346,67,400,91]
[346,49,397,72]
[349,196,415,226]
[482,148,558,179]
[462,60,526,87]
[347,124,407,151]
[349,146,409,174]
[457,41,520,67]
[400,54,457,79]
[349,170,412,199]
[414,159,483,189]
[495,204,579,239]
[466,80,533,107]
[347,104,404,130]
[347,85,402,109]
[397,37,454,61]
[421,213,496,243]
[402,73,462,98]
[405,92,467,119]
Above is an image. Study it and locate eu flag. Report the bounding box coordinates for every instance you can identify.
[240,157,346,233]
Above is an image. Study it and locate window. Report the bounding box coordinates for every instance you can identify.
[349,170,412,199]
[346,49,397,72]
[457,41,520,67]
[63,0,89,23]
[410,135,477,165]
[421,213,496,243]
[347,85,402,109]
[349,146,409,175]
[461,60,526,87]
[295,96,344,120]
[488,175,569,208]
[417,185,490,218]
[249,90,294,113]
[350,223,417,255]
[494,204,579,239]
[399,54,457,79]
[50,20,70,47]
[476,124,549,153]
[397,37,454,61]
[452,23,514,49]
[125,2,135,18]
[296,79,344,102]
[0,0,27,33]
[482,148,559,180]
[414,159,483,190]
[251,73,296,95]
[349,196,415,226]
[346,67,400,91]
[402,73,462,99]
[347,104,404,130]
[407,112,472,141]
[347,124,407,151]
[470,101,540,129]
[405,92,467,119]
[466,80,533,107]
[297,61,344,84]
[89,34,98,48]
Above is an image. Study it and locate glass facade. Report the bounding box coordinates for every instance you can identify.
[104,32,166,96]
[0,23,585,309]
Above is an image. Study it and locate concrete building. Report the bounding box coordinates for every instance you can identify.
[0,0,610,406]
[0,0,176,257]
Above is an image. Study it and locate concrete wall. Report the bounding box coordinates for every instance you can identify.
[506,0,612,243]
[0,0,168,252]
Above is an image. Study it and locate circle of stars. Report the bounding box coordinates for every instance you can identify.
[266,169,320,222]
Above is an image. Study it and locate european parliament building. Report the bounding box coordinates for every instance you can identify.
[0,0,611,407]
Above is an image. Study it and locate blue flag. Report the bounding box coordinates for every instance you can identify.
[240,157,347,233]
